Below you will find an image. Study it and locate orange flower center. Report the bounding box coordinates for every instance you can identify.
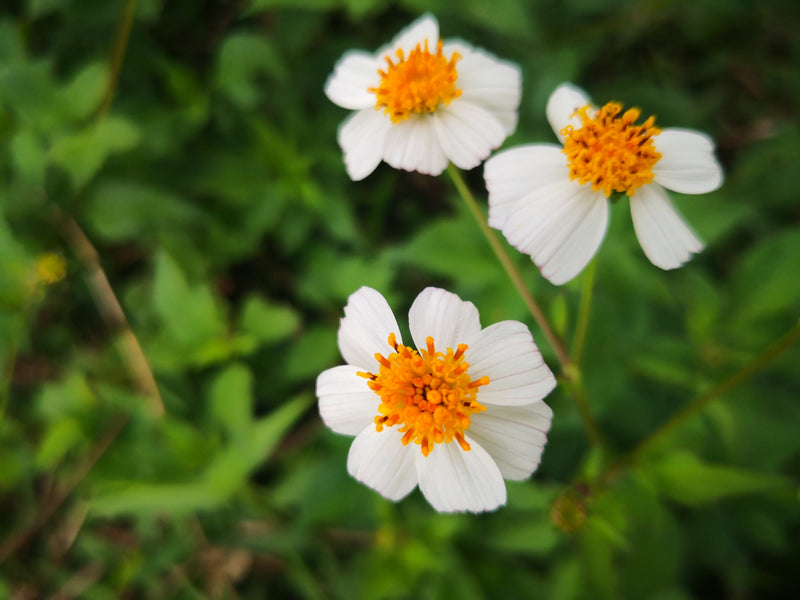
[358,333,488,457]
[561,102,662,197]
[369,40,461,123]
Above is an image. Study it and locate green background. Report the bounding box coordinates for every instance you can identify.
[1,0,798,598]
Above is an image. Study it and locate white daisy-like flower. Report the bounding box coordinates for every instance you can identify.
[485,82,725,285]
[316,286,555,513]
[324,14,521,181]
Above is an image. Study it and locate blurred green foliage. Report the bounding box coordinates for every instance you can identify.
[1,0,799,598]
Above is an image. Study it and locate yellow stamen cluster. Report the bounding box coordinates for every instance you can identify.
[561,102,662,197]
[369,40,461,123]
[358,333,488,457]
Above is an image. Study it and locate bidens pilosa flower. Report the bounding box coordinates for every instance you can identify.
[324,14,521,180]
[316,287,555,513]
[485,83,724,285]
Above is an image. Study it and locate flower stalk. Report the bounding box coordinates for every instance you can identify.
[626,319,800,465]
[446,164,571,371]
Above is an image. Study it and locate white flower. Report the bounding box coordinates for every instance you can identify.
[324,14,521,181]
[316,286,555,513]
[485,82,724,285]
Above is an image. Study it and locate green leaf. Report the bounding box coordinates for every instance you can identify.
[214,33,286,108]
[208,363,253,437]
[0,60,65,131]
[240,296,301,346]
[49,116,141,187]
[152,249,227,349]
[488,519,560,554]
[0,211,34,307]
[247,393,311,464]
[85,180,203,242]
[91,482,221,517]
[10,130,48,183]
[398,215,499,285]
[28,0,72,18]
[61,61,109,121]
[92,396,308,517]
[283,326,340,383]
[203,393,310,496]
[647,451,791,505]
[36,372,96,421]
[246,0,339,15]
[34,417,84,469]
[731,228,800,324]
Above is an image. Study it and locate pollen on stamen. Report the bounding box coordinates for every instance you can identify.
[561,102,662,197]
[361,334,488,457]
[369,39,462,123]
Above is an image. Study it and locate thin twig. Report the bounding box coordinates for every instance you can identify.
[625,319,800,465]
[571,258,596,367]
[565,377,605,448]
[53,207,164,415]
[97,0,138,120]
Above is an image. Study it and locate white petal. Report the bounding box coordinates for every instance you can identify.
[383,115,448,176]
[347,426,418,501]
[317,365,378,435]
[463,321,556,406]
[338,286,402,373]
[630,183,703,270]
[324,50,380,110]
[445,41,522,135]
[378,14,439,59]
[653,128,724,194]
[469,402,553,480]
[407,287,481,353]
[484,144,569,229]
[338,108,390,181]
[546,82,592,144]
[502,180,608,285]
[432,100,507,170]
[416,436,506,513]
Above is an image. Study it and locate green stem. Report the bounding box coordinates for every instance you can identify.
[627,319,800,464]
[566,377,605,448]
[571,258,596,368]
[446,164,571,371]
[445,165,605,448]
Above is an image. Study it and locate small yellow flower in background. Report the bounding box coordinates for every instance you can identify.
[325,14,521,180]
[316,286,555,513]
[35,253,67,285]
[485,82,724,285]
